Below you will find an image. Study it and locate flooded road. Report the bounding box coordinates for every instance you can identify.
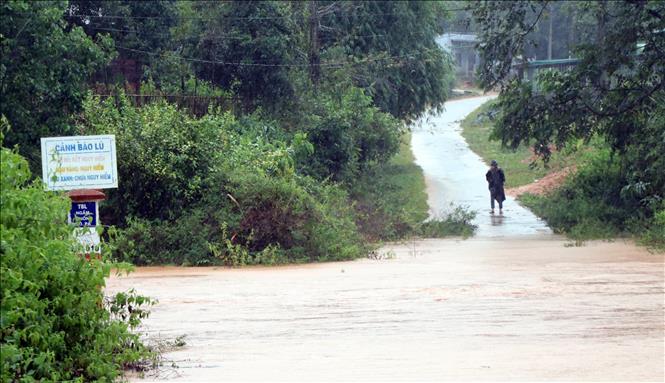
[109,239,664,381]
[109,97,664,381]
[411,96,551,237]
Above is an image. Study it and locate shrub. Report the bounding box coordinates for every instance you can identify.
[638,205,665,252]
[301,87,403,184]
[113,169,367,266]
[519,150,627,238]
[520,148,664,247]
[350,162,427,241]
[417,206,477,238]
[77,93,233,223]
[0,139,152,381]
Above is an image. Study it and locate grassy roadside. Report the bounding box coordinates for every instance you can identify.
[460,100,578,188]
[460,99,663,252]
[350,132,475,241]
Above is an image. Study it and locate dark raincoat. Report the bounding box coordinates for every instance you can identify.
[486,167,506,203]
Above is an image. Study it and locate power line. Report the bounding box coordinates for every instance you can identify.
[65,13,291,21]
[87,26,247,40]
[85,25,387,41]
[115,45,442,68]
[9,6,471,22]
[55,7,471,21]
[92,93,235,99]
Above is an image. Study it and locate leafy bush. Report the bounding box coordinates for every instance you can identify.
[104,113,366,266]
[0,139,152,381]
[350,159,428,240]
[520,150,629,237]
[75,94,371,266]
[78,93,233,223]
[217,171,366,264]
[639,208,665,252]
[113,170,367,266]
[418,206,477,238]
[520,148,664,248]
[301,87,403,184]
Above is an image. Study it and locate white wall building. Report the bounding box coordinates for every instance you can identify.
[437,33,480,81]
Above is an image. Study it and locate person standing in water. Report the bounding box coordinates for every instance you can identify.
[486,160,506,214]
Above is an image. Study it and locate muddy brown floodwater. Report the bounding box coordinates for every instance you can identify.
[107,239,664,381]
[107,97,664,381]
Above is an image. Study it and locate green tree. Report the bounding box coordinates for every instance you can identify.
[76,93,231,223]
[67,0,179,86]
[323,1,455,121]
[301,87,403,183]
[0,0,115,169]
[473,0,665,217]
[189,0,297,111]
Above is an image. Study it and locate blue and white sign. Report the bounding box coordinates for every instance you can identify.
[41,135,118,190]
[69,201,97,227]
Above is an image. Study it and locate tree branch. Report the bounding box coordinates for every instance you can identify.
[580,81,664,118]
[521,2,550,38]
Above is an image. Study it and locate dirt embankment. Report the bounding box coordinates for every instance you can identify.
[506,166,576,197]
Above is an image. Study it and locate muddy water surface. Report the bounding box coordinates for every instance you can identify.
[108,239,664,381]
[108,97,664,381]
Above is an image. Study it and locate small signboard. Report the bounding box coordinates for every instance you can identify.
[41,135,118,190]
[69,201,97,227]
[73,227,102,255]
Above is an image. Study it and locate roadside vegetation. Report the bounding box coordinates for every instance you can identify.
[461,100,585,189]
[1,1,469,379]
[1,132,155,381]
[351,133,476,241]
[463,102,663,249]
[468,1,664,250]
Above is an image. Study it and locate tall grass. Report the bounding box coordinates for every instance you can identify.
[350,133,477,240]
[460,100,585,188]
[520,149,664,251]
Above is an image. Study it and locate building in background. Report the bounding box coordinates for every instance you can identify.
[437,33,480,83]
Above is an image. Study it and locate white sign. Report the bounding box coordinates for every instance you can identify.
[73,227,102,255]
[41,135,118,190]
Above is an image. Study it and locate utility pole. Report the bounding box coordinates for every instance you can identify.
[548,4,553,60]
[569,8,576,58]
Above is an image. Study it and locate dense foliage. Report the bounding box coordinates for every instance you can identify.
[0,134,153,381]
[323,1,455,121]
[190,1,297,111]
[75,94,368,265]
[521,149,665,250]
[0,0,115,170]
[301,87,403,184]
[473,0,664,244]
[62,0,454,118]
[77,94,230,222]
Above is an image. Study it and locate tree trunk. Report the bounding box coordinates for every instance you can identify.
[596,2,608,87]
[308,1,321,87]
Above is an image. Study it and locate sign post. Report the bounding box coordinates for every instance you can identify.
[41,135,118,258]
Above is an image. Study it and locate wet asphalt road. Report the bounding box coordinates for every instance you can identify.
[411,96,551,237]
